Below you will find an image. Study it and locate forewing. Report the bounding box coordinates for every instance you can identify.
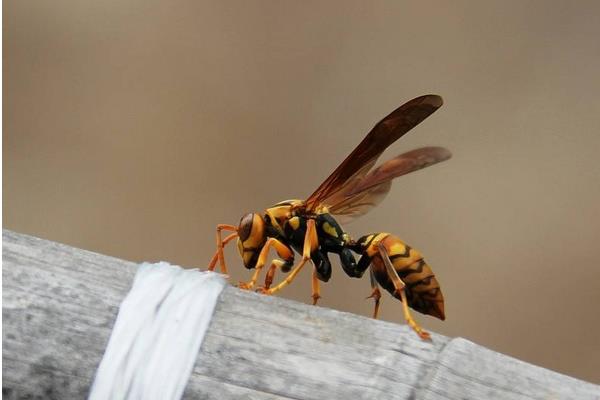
[304,94,443,211]
[329,147,452,224]
[348,147,451,196]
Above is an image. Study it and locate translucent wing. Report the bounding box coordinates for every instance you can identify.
[345,146,452,197]
[329,181,392,225]
[304,95,443,212]
[328,147,452,224]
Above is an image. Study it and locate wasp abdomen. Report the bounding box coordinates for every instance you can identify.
[371,235,445,320]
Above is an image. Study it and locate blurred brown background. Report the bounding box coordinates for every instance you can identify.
[4,0,600,383]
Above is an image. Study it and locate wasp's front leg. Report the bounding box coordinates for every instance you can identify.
[263,258,293,289]
[238,238,293,290]
[263,250,324,306]
[207,224,238,274]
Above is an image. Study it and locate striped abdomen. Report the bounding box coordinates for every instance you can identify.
[368,234,445,320]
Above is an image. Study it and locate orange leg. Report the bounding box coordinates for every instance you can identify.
[207,232,238,272]
[263,253,321,305]
[366,267,382,319]
[263,260,284,289]
[238,238,293,290]
[260,219,317,296]
[378,242,431,340]
[207,224,238,274]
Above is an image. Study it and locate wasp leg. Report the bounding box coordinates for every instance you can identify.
[208,224,237,274]
[356,253,380,318]
[208,232,238,274]
[320,236,360,278]
[378,242,431,340]
[238,238,293,290]
[260,219,318,296]
[311,250,332,282]
[263,253,321,305]
[263,259,291,289]
[311,269,321,305]
[366,267,382,319]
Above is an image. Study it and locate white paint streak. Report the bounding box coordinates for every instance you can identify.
[89,262,226,400]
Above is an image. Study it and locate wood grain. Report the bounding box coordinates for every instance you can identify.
[3,230,599,399]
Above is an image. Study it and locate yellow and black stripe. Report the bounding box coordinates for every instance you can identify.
[356,233,445,320]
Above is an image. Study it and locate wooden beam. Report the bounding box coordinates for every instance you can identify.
[3,229,599,399]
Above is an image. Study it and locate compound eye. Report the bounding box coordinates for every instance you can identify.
[238,213,254,242]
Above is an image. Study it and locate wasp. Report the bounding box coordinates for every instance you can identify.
[207,94,450,339]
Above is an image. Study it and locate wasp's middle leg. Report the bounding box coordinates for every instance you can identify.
[309,249,332,305]
[354,252,381,319]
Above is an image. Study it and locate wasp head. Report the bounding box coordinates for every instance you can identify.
[236,213,266,269]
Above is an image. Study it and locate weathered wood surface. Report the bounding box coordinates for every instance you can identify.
[3,229,599,400]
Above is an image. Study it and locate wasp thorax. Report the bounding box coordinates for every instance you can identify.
[264,203,295,236]
[237,213,266,269]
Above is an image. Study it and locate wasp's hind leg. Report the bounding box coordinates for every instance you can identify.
[378,242,431,340]
[238,238,293,290]
[355,252,381,319]
[259,219,318,296]
[208,224,238,274]
[366,268,382,319]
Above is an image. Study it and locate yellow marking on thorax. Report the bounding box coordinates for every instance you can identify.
[273,199,303,207]
[265,204,292,235]
[322,222,338,238]
[288,216,300,230]
[315,204,330,213]
[266,205,291,220]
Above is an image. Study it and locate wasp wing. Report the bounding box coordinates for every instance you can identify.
[328,181,392,225]
[328,146,452,224]
[345,146,451,197]
[304,94,443,212]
